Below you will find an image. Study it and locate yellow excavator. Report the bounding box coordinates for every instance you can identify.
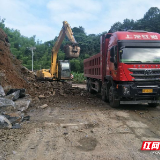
[36,21,80,80]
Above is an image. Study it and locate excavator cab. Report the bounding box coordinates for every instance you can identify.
[58,60,71,80]
[64,44,80,59]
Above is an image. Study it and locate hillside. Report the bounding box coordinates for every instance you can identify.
[0,28,28,91]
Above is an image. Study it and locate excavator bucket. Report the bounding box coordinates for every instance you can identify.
[64,44,80,58]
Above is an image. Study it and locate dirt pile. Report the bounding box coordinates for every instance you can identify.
[29,81,80,96]
[0,28,34,92]
[29,81,88,108]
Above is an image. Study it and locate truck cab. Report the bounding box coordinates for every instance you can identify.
[108,31,160,106]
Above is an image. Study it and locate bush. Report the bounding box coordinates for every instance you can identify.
[72,72,85,83]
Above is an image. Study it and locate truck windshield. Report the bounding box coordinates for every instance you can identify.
[120,48,160,63]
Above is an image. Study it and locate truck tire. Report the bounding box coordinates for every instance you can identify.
[148,103,159,108]
[86,79,89,92]
[88,80,94,94]
[109,86,120,108]
[101,82,108,102]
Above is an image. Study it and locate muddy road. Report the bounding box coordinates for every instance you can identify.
[1,84,160,160]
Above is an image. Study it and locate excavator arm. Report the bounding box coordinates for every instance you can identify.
[50,21,80,78]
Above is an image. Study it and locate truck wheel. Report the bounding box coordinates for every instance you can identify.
[86,79,89,92]
[101,82,108,102]
[148,103,159,108]
[88,80,94,94]
[109,86,120,108]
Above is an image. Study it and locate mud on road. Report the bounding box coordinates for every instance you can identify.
[0,83,160,160]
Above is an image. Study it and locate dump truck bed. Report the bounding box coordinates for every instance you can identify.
[84,53,103,80]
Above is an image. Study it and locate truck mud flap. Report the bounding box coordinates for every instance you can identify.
[120,100,160,104]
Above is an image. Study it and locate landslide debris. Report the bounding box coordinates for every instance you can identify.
[0,28,35,92]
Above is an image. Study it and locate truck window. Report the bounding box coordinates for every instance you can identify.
[120,47,160,63]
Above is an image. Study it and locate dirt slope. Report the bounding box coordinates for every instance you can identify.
[0,28,30,91]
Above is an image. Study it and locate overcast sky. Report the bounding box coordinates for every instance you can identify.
[0,0,159,42]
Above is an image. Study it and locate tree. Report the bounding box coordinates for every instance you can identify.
[0,18,5,29]
[109,22,122,32]
[144,7,160,21]
[121,19,134,30]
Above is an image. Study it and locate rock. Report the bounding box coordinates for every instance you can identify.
[33,83,39,87]
[6,88,26,98]
[90,130,94,133]
[22,115,30,122]
[60,90,64,96]
[80,92,83,96]
[12,123,21,129]
[0,85,5,97]
[6,90,20,101]
[52,90,55,96]
[38,95,45,99]
[63,132,68,135]
[39,104,48,109]
[4,112,22,124]
[0,97,15,107]
[0,115,12,129]
[5,94,15,100]
[34,97,40,102]
[15,97,31,112]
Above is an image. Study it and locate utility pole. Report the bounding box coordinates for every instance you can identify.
[27,47,36,71]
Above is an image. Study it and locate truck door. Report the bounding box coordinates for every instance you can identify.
[110,45,118,79]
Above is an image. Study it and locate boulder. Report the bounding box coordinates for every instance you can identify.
[15,98,31,112]
[6,88,26,98]
[0,115,12,129]
[6,90,20,101]
[0,85,5,97]
[4,112,22,124]
[0,97,16,114]
[0,97,15,108]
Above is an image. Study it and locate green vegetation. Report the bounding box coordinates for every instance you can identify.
[0,7,160,73]
[109,7,160,32]
[72,72,85,83]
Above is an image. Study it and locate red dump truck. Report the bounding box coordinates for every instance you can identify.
[84,30,160,107]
